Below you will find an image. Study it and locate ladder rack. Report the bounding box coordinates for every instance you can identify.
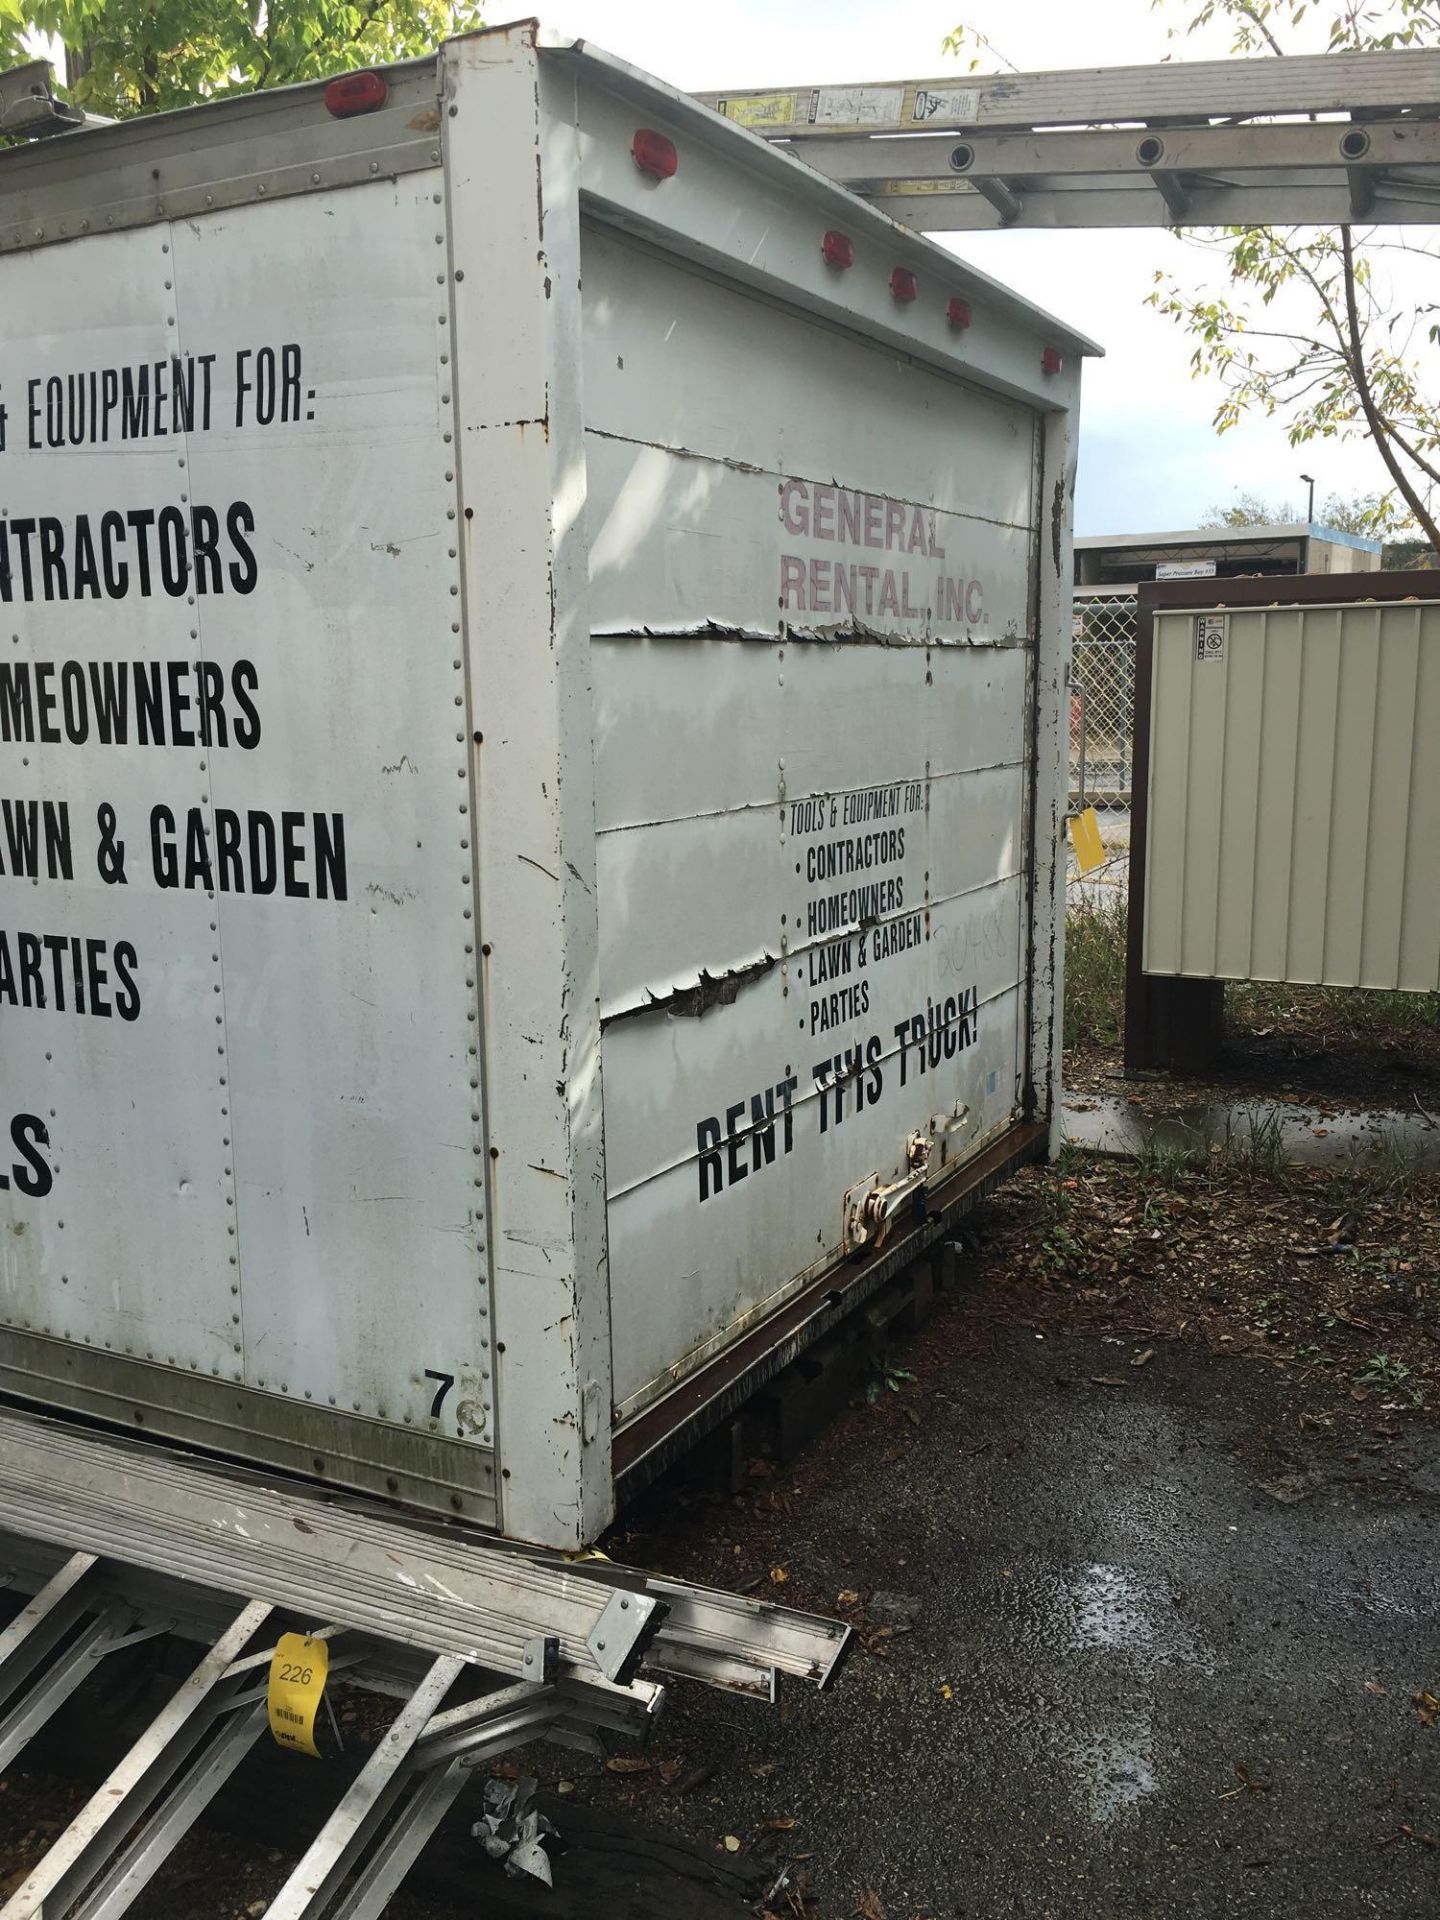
[0,1405,849,1918]
[694,48,1440,227]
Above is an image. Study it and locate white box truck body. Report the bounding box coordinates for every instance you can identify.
[0,25,1091,1548]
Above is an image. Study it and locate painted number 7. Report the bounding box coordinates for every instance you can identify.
[423,1369,456,1418]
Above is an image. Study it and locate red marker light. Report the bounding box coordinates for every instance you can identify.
[632,129,678,180]
[947,297,973,330]
[1041,345,1064,375]
[890,266,919,302]
[323,71,387,118]
[822,229,855,268]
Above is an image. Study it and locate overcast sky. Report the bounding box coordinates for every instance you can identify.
[550,0,1410,537]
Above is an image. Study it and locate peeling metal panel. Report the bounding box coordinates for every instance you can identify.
[1029,409,1078,1155]
[454,37,614,1548]
[1144,599,1440,990]
[580,227,1044,1418]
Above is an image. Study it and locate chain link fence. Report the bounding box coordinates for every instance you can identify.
[1068,593,1136,891]
[1071,593,1137,813]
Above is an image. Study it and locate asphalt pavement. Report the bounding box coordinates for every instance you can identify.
[609,1322,1440,1919]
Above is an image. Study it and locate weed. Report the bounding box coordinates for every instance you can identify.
[1041,1220,1085,1272]
[1352,1353,1424,1406]
[1054,1139,1086,1179]
[1252,1294,1282,1335]
[1217,1108,1290,1185]
[1136,1132,1204,1189]
[1063,894,1128,1050]
[1360,1133,1423,1201]
[1036,1175,1074,1228]
[865,1359,916,1404]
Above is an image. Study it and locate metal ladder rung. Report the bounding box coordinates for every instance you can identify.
[0,1604,129,1776]
[67,1703,272,1920]
[324,1760,472,1920]
[264,1653,465,1920]
[0,1599,272,1920]
[0,1553,101,1713]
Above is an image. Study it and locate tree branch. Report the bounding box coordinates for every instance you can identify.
[1340,227,1440,551]
[1236,3,1287,55]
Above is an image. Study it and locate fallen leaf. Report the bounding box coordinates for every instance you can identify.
[1365,1680,1388,1697]
[605,1756,652,1775]
[722,1834,742,1853]
[764,1816,798,1830]
[836,1589,861,1608]
[854,1892,887,1920]
[671,1763,715,1795]
[1131,1347,1155,1368]
[1413,1690,1439,1728]
[769,1566,789,1585]
[1234,1761,1272,1793]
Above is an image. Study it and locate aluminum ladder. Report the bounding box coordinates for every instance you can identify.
[0,1404,849,1919]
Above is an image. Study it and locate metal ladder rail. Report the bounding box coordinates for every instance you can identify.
[0,1405,852,1698]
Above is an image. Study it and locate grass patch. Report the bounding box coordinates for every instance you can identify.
[1229,977,1440,1042]
[1064,893,1128,1051]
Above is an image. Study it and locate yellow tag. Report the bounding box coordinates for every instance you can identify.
[718,92,798,128]
[267,1632,328,1757]
[1069,806,1105,875]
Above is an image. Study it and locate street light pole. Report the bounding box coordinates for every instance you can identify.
[1300,472,1316,524]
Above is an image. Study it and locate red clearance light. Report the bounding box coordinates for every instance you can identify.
[1041,345,1064,375]
[632,129,678,180]
[947,297,973,330]
[822,229,855,268]
[890,266,919,302]
[323,71,387,118]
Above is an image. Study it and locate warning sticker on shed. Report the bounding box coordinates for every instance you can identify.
[1194,614,1227,662]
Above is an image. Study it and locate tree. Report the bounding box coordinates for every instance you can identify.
[0,0,479,120]
[1200,487,1398,531]
[1148,0,1440,551]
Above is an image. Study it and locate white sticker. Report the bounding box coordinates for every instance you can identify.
[1195,614,1227,662]
[809,86,906,127]
[1157,559,1217,580]
[910,87,982,125]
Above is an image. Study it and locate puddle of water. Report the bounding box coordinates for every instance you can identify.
[1062,1093,1440,1170]
[1061,1716,1160,1824]
[1069,1563,1154,1654]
